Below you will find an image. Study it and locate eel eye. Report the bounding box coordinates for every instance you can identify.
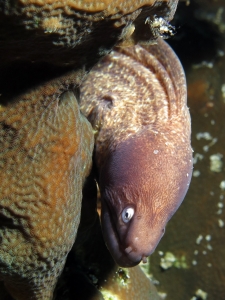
[122,207,135,223]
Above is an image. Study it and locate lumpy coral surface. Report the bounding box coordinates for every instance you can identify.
[18,0,157,14]
[0,0,178,64]
[0,73,94,299]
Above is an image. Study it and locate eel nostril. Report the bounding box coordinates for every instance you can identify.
[125,246,133,254]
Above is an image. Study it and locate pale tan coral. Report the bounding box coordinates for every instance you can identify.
[41,17,64,33]
[101,266,160,300]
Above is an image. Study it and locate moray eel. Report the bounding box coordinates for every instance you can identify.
[80,38,193,267]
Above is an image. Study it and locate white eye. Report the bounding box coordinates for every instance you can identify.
[122,207,135,223]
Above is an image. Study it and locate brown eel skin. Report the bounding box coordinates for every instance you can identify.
[80,38,193,268]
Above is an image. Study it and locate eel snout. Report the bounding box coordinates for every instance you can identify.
[101,194,167,267]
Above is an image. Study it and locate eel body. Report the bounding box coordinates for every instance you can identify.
[80,38,193,267]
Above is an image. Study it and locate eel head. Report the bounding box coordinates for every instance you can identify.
[99,130,192,267]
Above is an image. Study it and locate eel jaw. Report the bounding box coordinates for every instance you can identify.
[101,197,142,267]
[100,194,167,267]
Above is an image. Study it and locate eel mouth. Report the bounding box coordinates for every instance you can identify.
[100,197,142,267]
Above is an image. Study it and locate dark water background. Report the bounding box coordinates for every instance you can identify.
[150,0,225,299]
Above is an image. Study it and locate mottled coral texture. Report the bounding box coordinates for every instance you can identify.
[0,0,178,65]
[0,72,94,300]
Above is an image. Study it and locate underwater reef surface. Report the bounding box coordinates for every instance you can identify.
[0,73,94,300]
[149,0,225,299]
[0,0,178,67]
[0,0,182,299]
